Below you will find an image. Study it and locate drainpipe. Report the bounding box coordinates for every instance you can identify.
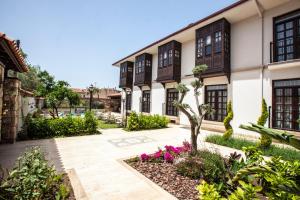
[253,0,265,100]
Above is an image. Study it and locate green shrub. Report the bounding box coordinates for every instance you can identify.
[127,112,140,131]
[0,147,70,200]
[197,151,225,183]
[197,180,223,200]
[22,112,100,139]
[126,112,169,131]
[205,134,300,161]
[176,157,202,179]
[257,99,272,148]
[223,101,233,140]
[84,111,98,133]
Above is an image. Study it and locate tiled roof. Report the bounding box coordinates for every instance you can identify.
[0,32,28,72]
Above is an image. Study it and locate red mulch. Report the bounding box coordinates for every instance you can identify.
[127,161,199,200]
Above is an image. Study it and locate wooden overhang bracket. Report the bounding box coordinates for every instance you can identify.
[226,73,231,84]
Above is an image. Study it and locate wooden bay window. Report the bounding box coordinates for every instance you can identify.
[195,18,230,80]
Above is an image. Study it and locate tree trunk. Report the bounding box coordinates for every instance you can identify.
[190,125,198,155]
[55,107,59,118]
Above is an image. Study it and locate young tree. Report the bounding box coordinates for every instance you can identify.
[67,91,81,113]
[174,65,213,154]
[18,65,41,92]
[46,81,79,118]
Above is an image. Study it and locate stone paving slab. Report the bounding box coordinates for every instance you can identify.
[0,126,245,200]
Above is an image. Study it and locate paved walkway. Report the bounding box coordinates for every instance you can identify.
[0,126,243,200]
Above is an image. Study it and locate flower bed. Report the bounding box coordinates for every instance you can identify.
[125,141,224,200]
[127,161,199,200]
[125,141,300,200]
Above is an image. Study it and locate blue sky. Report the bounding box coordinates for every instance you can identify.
[1,0,236,88]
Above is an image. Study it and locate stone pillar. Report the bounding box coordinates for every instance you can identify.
[1,77,20,143]
[0,66,4,142]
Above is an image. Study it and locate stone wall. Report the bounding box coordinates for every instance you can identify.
[0,66,4,141]
[1,77,20,143]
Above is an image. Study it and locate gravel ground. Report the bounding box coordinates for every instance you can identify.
[127,161,199,200]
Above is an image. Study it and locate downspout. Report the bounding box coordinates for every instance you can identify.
[253,0,265,100]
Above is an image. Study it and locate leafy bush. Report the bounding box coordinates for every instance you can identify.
[176,157,203,179]
[0,147,70,200]
[176,150,225,182]
[22,112,100,139]
[197,146,300,199]
[223,101,233,140]
[205,134,300,161]
[257,99,272,148]
[84,111,98,133]
[126,112,140,131]
[126,112,169,131]
[197,151,225,183]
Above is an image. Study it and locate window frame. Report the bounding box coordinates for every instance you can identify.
[166,88,179,116]
[214,31,222,53]
[142,90,151,113]
[204,84,227,122]
[205,35,212,56]
[272,78,300,132]
[273,9,300,62]
[126,92,132,111]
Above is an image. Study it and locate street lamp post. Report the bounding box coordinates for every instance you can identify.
[88,84,94,111]
[122,98,126,126]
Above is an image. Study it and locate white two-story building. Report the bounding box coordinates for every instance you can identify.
[112,0,300,135]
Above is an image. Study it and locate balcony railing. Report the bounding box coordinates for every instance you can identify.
[270,41,300,64]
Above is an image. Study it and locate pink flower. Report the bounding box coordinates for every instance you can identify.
[165,145,180,155]
[153,150,163,159]
[164,152,174,163]
[140,153,150,162]
[175,147,184,154]
[182,141,191,152]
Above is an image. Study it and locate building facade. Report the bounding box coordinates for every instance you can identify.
[71,88,121,112]
[113,0,300,136]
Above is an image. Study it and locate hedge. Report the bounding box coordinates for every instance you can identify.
[126,112,169,131]
[20,111,99,139]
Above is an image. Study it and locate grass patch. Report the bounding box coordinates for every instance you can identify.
[205,134,300,161]
[98,120,119,129]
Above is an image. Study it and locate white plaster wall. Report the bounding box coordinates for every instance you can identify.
[231,15,262,71]
[132,86,141,112]
[152,54,158,81]
[181,40,195,77]
[231,69,262,133]
[120,90,126,115]
[151,82,164,115]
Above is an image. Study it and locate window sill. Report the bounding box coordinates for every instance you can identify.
[268,59,300,70]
